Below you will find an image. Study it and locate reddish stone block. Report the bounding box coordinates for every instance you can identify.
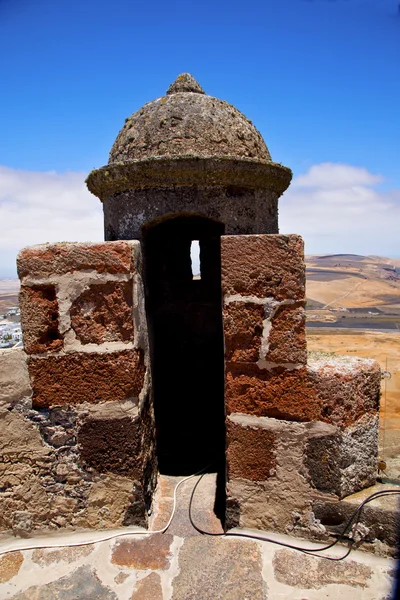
[221,234,305,301]
[307,354,380,428]
[226,419,276,481]
[264,302,307,365]
[223,302,264,362]
[17,242,133,279]
[29,349,145,408]
[70,281,134,344]
[19,285,63,354]
[226,363,319,421]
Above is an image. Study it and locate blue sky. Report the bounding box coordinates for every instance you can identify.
[0,0,399,276]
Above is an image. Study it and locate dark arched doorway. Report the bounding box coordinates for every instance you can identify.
[142,215,225,476]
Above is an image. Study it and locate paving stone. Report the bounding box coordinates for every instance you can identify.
[171,537,267,599]
[131,572,163,599]
[32,545,94,566]
[0,551,23,583]
[273,548,373,589]
[111,533,173,570]
[10,565,117,599]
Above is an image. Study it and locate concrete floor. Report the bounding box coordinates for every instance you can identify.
[0,475,397,599]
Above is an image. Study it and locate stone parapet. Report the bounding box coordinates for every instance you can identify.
[226,412,379,533]
[0,241,157,537]
[222,233,381,537]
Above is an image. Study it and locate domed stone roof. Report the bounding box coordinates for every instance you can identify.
[108,73,272,164]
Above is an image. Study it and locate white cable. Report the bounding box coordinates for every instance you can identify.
[0,473,196,556]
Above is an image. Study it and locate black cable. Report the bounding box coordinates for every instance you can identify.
[188,472,400,561]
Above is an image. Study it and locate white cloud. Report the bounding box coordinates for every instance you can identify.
[1,162,399,277]
[280,162,400,257]
[293,163,384,189]
[0,166,103,277]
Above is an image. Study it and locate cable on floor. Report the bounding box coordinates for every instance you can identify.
[188,472,400,561]
[0,471,198,557]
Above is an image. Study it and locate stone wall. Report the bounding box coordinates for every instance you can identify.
[0,241,156,538]
[221,234,381,536]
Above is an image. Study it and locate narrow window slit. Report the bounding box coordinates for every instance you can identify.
[190,240,201,280]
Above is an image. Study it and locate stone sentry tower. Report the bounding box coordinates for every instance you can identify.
[12,74,380,537]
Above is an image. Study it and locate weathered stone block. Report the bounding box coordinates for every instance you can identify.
[29,349,145,407]
[305,414,378,498]
[0,349,31,409]
[223,302,264,362]
[308,353,381,427]
[70,281,134,344]
[221,234,305,301]
[19,285,63,354]
[225,415,337,533]
[78,415,144,478]
[263,302,306,365]
[226,363,319,421]
[312,484,399,549]
[17,241,133,279]
[226,418,276,481]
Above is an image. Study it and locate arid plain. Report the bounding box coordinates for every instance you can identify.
[305,254,400,473]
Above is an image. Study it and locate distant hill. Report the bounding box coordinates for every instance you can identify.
[0,279,20,315]
[306,254,400,312]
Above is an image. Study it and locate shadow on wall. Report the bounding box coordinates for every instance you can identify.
[142,214,226,476]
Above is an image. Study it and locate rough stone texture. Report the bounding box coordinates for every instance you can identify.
[224,302,264,362]
[17,241,133,279]
[29,349,145,408]
[171,537,267,600]
[0,349,31,410]
[273,548,372,589]
[226,420,276,481]
[19,285,63,354]
[0,403,94,536]
[102,185,281,241]
[225,414,317,532]
[225,363,319,421]
[32,546,94,566]
[308,353,381,427]
[111,534,173,570]
[313,484,400,548]
[226,413,380,533]
[264,302,307,365]
[221,234,305,300]
[70,281,134,344]
[109,76,271,164]
[10,565,118,599]
[166,72,205,95]
[88,75,292,236]
[78,415,144,478]
[0,551,24,583]
[131,573,163,600]
[305,414,379,498]
[86,474,138,529]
